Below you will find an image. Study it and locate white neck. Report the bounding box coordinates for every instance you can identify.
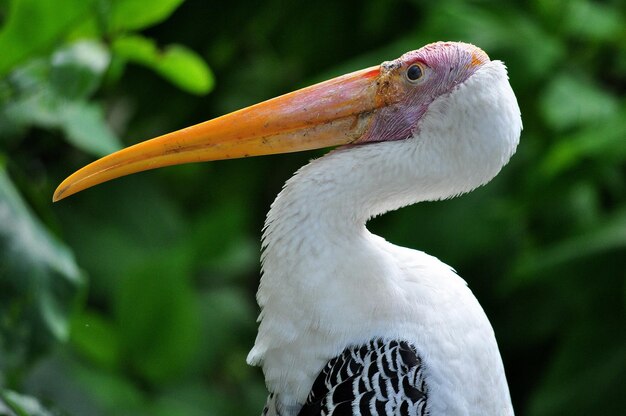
[248,61,520,415]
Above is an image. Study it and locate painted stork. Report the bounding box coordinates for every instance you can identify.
[55,42,522,415]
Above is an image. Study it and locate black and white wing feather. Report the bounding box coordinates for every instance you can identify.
[263,339,428,416]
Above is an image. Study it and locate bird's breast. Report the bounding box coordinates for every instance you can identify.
[251,239,513,415]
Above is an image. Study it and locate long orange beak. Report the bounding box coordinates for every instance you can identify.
[53,66,383,201]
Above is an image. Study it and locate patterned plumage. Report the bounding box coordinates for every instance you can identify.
[263,339,428,416]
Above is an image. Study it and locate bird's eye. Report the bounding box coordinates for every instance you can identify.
[406,64,423,82]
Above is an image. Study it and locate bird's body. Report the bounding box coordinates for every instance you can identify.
[54,42,521,415]
[251,57,519,415]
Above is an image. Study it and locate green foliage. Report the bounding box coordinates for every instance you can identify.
[541,74,619,131]
[1,0,625,415]
[0,0,93,77]
[108,0,186,33]
[114,253,201,384]
[113,36,213,94]
[0,389,65,415]
[1,40,121,156]
[0,166,84,380]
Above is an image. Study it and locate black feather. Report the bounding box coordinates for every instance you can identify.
[285,338,428,416]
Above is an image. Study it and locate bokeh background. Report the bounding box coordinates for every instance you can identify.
[1,0,625,415]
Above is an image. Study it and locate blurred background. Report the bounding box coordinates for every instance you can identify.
[1,0,625,415]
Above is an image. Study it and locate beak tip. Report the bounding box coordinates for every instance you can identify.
[52,185,69,202]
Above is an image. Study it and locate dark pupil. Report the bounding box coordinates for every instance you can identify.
[407,65,422,81]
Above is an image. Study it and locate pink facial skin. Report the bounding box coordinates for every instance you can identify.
[357,42,489,144]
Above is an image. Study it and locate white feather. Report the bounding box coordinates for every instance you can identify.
[248,60,522,415]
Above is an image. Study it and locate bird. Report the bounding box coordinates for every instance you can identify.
[54,41,522,415]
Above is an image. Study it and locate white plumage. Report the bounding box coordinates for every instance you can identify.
[249,59,521,415]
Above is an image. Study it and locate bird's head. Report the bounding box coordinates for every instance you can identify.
[356,41,491,144]
[54,42,520,202]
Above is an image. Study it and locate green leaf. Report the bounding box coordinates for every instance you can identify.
[70,310,121,370]
[69,359,146,413]
[155,45,214,95]
[59,101,123,156]
[539,111,626,178]
[50,40,110,99]
[540,74,619,131]
[109,0,185,32]
[113,35,214,94]
[115,250,201,384]
[191,198,257,277]
[0,167,84,361]
[2,40,122,156]
[111,34,158,66]
[0,0,94,77]
[2,58,59,127]
[149,383,231,416]
[197,288,256,372]
[563,0,624,41]
[512,209,626,283]
[421,2,565,79]
[527,320,626,416]
[0,389,63,416]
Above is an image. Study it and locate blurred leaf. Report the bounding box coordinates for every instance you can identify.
[23,351,144,415]
[70,310,121,370]
[154,45,214,95]
[540,73,619,131]
[109,0,185,32]
[527,320,626,416]
[150,385,221,416]
[423,1,565,79]
[512,209,626,284]
[148,381,251,416]
[115,251,201,384]
[0,0,93,77]
[0,389,62,416]
[2,40,122,156]
[539,110,626,178]
[60,101,122,156]
[112,35,158,66]
[54,175,188,299]
[0,169,84,340]
[191,199,257,277]
[563,0,624,41]
[70,360,145,414]
[113,35,214,94]
[0,166,83,365]
[50,40,110,99]
[1,59,58,128]
[197,287,256,372]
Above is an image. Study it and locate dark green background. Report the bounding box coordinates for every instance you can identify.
[1,0,625,415]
